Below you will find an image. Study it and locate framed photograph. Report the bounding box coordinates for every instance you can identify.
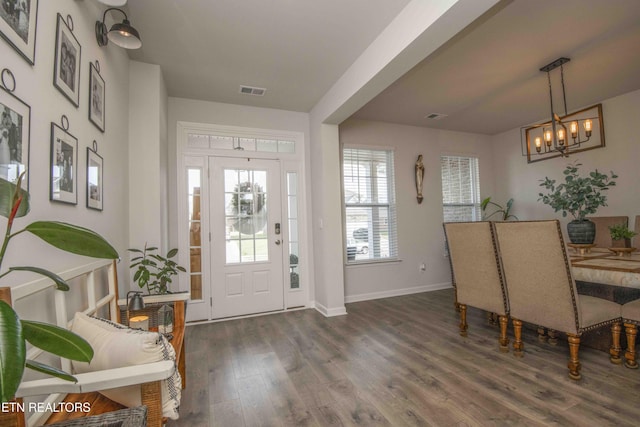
[0,0,38,65]
[86,146,103,211]
[50,122,77,204]
[0,84,30,188]
[88,62,105,132]
[53,14,81,107]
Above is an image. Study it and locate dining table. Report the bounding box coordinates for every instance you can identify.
[568,246,640,351]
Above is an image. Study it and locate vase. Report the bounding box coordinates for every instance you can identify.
[567,219,596,244]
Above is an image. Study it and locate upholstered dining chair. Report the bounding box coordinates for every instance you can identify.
[493,220,622,380]
[443,221,510,352]
[587,216,628,248]
[633,215,640,248]
[621,299,640,369]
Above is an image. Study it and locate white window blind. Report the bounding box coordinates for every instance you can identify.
[343,147,398,262]
[441,155,481,222]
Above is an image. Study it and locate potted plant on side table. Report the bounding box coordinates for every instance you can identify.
[538,162,617,244]
[609,224,637,248]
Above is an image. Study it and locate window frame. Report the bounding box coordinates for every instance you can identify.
[342,145,398,264]
[440,154,482,223]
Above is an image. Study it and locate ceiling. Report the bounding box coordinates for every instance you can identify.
[125,0,640,135]
[125,0,411,112]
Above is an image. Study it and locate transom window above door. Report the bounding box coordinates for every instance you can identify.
[187,133,296,153]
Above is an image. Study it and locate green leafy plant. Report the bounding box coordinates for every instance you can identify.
[538,162,617,220]
[129,244,186,294]
[0,174,119,402]
[481,197,518,220]
[609,224,638,240]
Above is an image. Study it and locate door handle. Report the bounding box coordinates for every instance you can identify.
[275,240,281,245]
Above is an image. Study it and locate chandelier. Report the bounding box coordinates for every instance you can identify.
[523,57,605,163]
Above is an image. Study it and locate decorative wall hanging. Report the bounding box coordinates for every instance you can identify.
[53,14,81,107]
[86,140,103,211]
[415,154,424,204]
[0,0,38,65]
[50,115,77,204]
[88,60,105,132]
[0,68,30,188]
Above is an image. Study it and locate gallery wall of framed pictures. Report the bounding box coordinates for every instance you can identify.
[0,0,122,218]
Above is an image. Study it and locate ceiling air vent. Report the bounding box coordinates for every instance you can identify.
[239,85,266,96]
[424,113,447,120]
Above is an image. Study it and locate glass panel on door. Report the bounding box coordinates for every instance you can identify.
[224,169,269,264]
[187,168,203,300]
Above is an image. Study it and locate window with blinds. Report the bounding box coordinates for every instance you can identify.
[343,147,398,263]
[441,155,481,222]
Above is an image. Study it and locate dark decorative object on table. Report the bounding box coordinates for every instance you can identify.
[538,162,617,244]
[0,0,38,65]
[53,14,81,107]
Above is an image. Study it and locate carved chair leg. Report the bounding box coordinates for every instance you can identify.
[547,329,558,346]
[624,323,638,369]
[459,304,468,337]
[512,318,524,357]
[610,322,622,364]
[567,334,582,380]
[498,315,509,353]
[537,326,547,343]
[454,288,460,312]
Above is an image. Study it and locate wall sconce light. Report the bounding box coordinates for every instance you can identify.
[95,8,142,49]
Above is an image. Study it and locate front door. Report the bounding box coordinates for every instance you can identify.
[209,156,284,319]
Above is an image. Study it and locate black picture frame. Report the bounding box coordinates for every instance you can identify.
[50,122,77,204]
[0,0,38,65]
[0,84,30,188]
[88,62,105,132]
[53,14,81,107]
[86,146,103,211]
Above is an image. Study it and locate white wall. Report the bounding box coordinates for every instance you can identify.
[128,61,168,255]
[339,119,494,301]
[490,88,640,230]
[0,0,130,291]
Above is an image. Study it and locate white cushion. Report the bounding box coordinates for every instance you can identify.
[71,312,181,420]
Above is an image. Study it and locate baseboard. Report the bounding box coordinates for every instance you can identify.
[314,301,348,317]
[345,282,452,304]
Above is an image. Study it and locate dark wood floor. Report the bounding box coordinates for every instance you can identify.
[169,289,640,426]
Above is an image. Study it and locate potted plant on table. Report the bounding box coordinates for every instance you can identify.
[538,162,617,244]
[128,244,186,295]
[0,175,118,402]
[609,224,637,248]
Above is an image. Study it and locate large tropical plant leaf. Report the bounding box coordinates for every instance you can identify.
[21,320,93,362]
[0,301,26,402]
[24,222,118,259]
[26,359,77,383]
[8,267,70,291]
[0,177,29,219]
